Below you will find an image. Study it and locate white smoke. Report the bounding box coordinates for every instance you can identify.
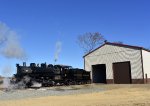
[30,81,42,88]
[0,21,26,60]
[54,41,62,63]
[2,75,31,91]
[1,65,13,90]
[2,77,10,89]
[0,22,27,90]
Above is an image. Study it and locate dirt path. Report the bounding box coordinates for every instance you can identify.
[1,85,150,106]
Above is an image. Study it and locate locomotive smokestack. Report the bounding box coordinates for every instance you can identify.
[23,62,26,66]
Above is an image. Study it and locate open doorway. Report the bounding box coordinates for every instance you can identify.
[92,64,106,83]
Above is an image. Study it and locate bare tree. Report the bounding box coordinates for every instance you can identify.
[77,32,105,54]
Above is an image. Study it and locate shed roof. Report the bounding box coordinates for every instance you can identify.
[83,42,150,57]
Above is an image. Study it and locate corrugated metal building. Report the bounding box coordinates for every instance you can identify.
[84,42,150,84]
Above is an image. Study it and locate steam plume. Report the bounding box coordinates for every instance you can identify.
[1,65,13,90]
[2,65,12,77]
[0,22,27,90]
[0,21,26,60]
[54,41,62,63]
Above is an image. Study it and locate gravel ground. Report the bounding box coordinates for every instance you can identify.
[0,84,105,100]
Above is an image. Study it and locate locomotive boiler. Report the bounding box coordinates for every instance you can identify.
[14,62,91,87]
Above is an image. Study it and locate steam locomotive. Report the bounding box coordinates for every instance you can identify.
[14,62,91,87]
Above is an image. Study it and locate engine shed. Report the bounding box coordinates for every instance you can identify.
[84,42,150,84]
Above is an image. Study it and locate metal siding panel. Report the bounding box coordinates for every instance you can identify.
[142,50,150,79]
[84,44,143,80]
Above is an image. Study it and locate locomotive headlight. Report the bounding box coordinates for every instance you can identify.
[25,70,29,72]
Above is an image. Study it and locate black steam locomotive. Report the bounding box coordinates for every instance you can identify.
[14,62,91,87]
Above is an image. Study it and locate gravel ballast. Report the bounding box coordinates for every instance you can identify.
[0,84,105,100]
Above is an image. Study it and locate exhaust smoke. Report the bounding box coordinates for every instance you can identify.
[54,41,62,63]
[1,66,16,91]
[0,22,26,60]
[0,21,27,90]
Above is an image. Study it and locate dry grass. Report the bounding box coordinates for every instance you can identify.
[1,84,150,106]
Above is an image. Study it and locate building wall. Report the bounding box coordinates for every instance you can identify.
[142,50,150,83]
[84,44,143,83]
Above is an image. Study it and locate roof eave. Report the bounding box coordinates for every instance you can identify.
[83,43,106,58]
[83,42,149,58]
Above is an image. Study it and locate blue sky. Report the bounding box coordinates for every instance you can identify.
[0,0,150,76]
